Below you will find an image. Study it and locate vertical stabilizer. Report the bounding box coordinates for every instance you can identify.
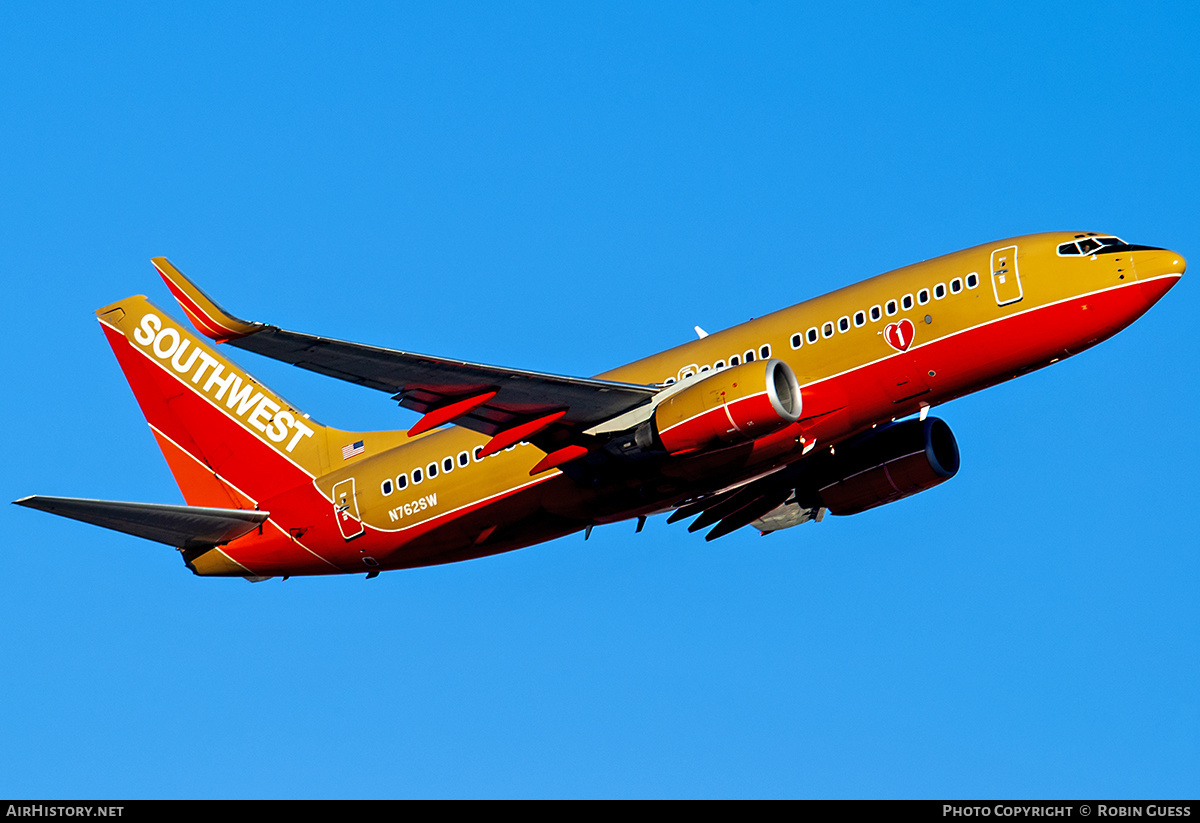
[96,296,333,508]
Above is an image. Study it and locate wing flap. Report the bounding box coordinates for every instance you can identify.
[14,496,269,550]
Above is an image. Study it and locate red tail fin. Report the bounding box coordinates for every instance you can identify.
[96,296,338,508]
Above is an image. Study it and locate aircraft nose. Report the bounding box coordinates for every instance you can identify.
[1138,249,1185,307]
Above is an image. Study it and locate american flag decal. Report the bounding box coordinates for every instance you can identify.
[342,440,365,460]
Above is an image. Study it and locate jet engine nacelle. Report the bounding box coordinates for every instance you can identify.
[815,417,960,516]
[653,359,802,453]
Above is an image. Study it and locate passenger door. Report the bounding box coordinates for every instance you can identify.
[990,245,1023,306]
[331,478,364,541]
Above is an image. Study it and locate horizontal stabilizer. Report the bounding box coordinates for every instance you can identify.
[14,496,269,550]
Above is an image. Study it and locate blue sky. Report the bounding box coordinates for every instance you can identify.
[1,2,1197,798]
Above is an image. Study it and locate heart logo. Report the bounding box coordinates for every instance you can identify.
[884,318,915,352]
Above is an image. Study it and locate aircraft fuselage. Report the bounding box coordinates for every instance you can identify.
[217,231,1181,576]
[23,231,1184,578]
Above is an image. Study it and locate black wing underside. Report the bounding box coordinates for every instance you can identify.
[151,255,660,446]
[227,327,659,438]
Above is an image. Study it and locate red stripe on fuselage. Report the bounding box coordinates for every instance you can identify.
[853,277,1162,420]
[102,320,573,575]
[102,322,349,574]
[734,277,1165,457]
[102,276,1167,575]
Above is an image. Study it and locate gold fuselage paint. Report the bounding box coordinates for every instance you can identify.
[295,233,1180,566]
[81,232,1182,575]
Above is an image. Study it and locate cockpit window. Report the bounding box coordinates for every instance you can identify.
[1058,235,1124,256]
[1096,243,1164,254]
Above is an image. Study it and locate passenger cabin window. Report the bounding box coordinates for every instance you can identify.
[458,451,470,467]
[744,350,756,363]
[443,456,454,473]
[427,462,438,479]
[472,446,483,462]
[870,305,882,321]
[381,479,393,496]
[950,277,962,293]
[902,294,914,310]
[934,283,946,299]
[806,327,818,344]
[917,289,930,305]
[886,300,898,316]
[790,333,802,349]
[759,344,771,360]
[412,467,423,484]
[838,316,850,332]
[822,322,834,338]
[396,473,408,490]
[729,354,741,366]
[714,359,726,369]
[854,310,866,327]
[966,273,979,288]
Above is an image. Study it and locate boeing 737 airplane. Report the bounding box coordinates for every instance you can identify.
[16,232,1184,580]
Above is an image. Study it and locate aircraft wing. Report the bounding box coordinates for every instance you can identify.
[152,258,660,447]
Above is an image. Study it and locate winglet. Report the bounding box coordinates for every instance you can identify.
[151,257,264,343]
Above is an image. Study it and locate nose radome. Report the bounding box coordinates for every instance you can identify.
[1138,249,1185,307]
[1150,248,1187,276]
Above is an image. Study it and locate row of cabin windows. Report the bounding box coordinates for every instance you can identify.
[788,272,980,350]
[379,443,519,496]
[657,269,982,385]
[662,343,773,385]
